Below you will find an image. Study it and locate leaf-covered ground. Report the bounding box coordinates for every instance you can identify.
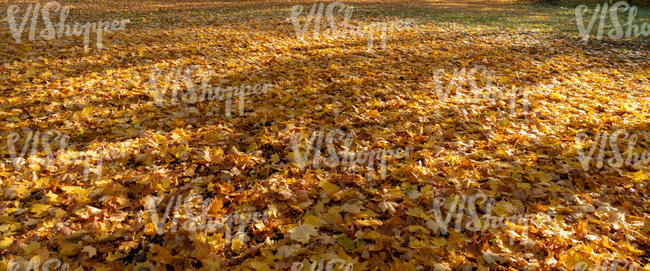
[0,0,649,270]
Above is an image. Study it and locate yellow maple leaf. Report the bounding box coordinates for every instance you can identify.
[409,239,428,249]
[0,237,13,249]
[39,71,52,80]
[432,237,447,247]
[288,224,318,243]
[303,215,321,227]
[633,170,648,182]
